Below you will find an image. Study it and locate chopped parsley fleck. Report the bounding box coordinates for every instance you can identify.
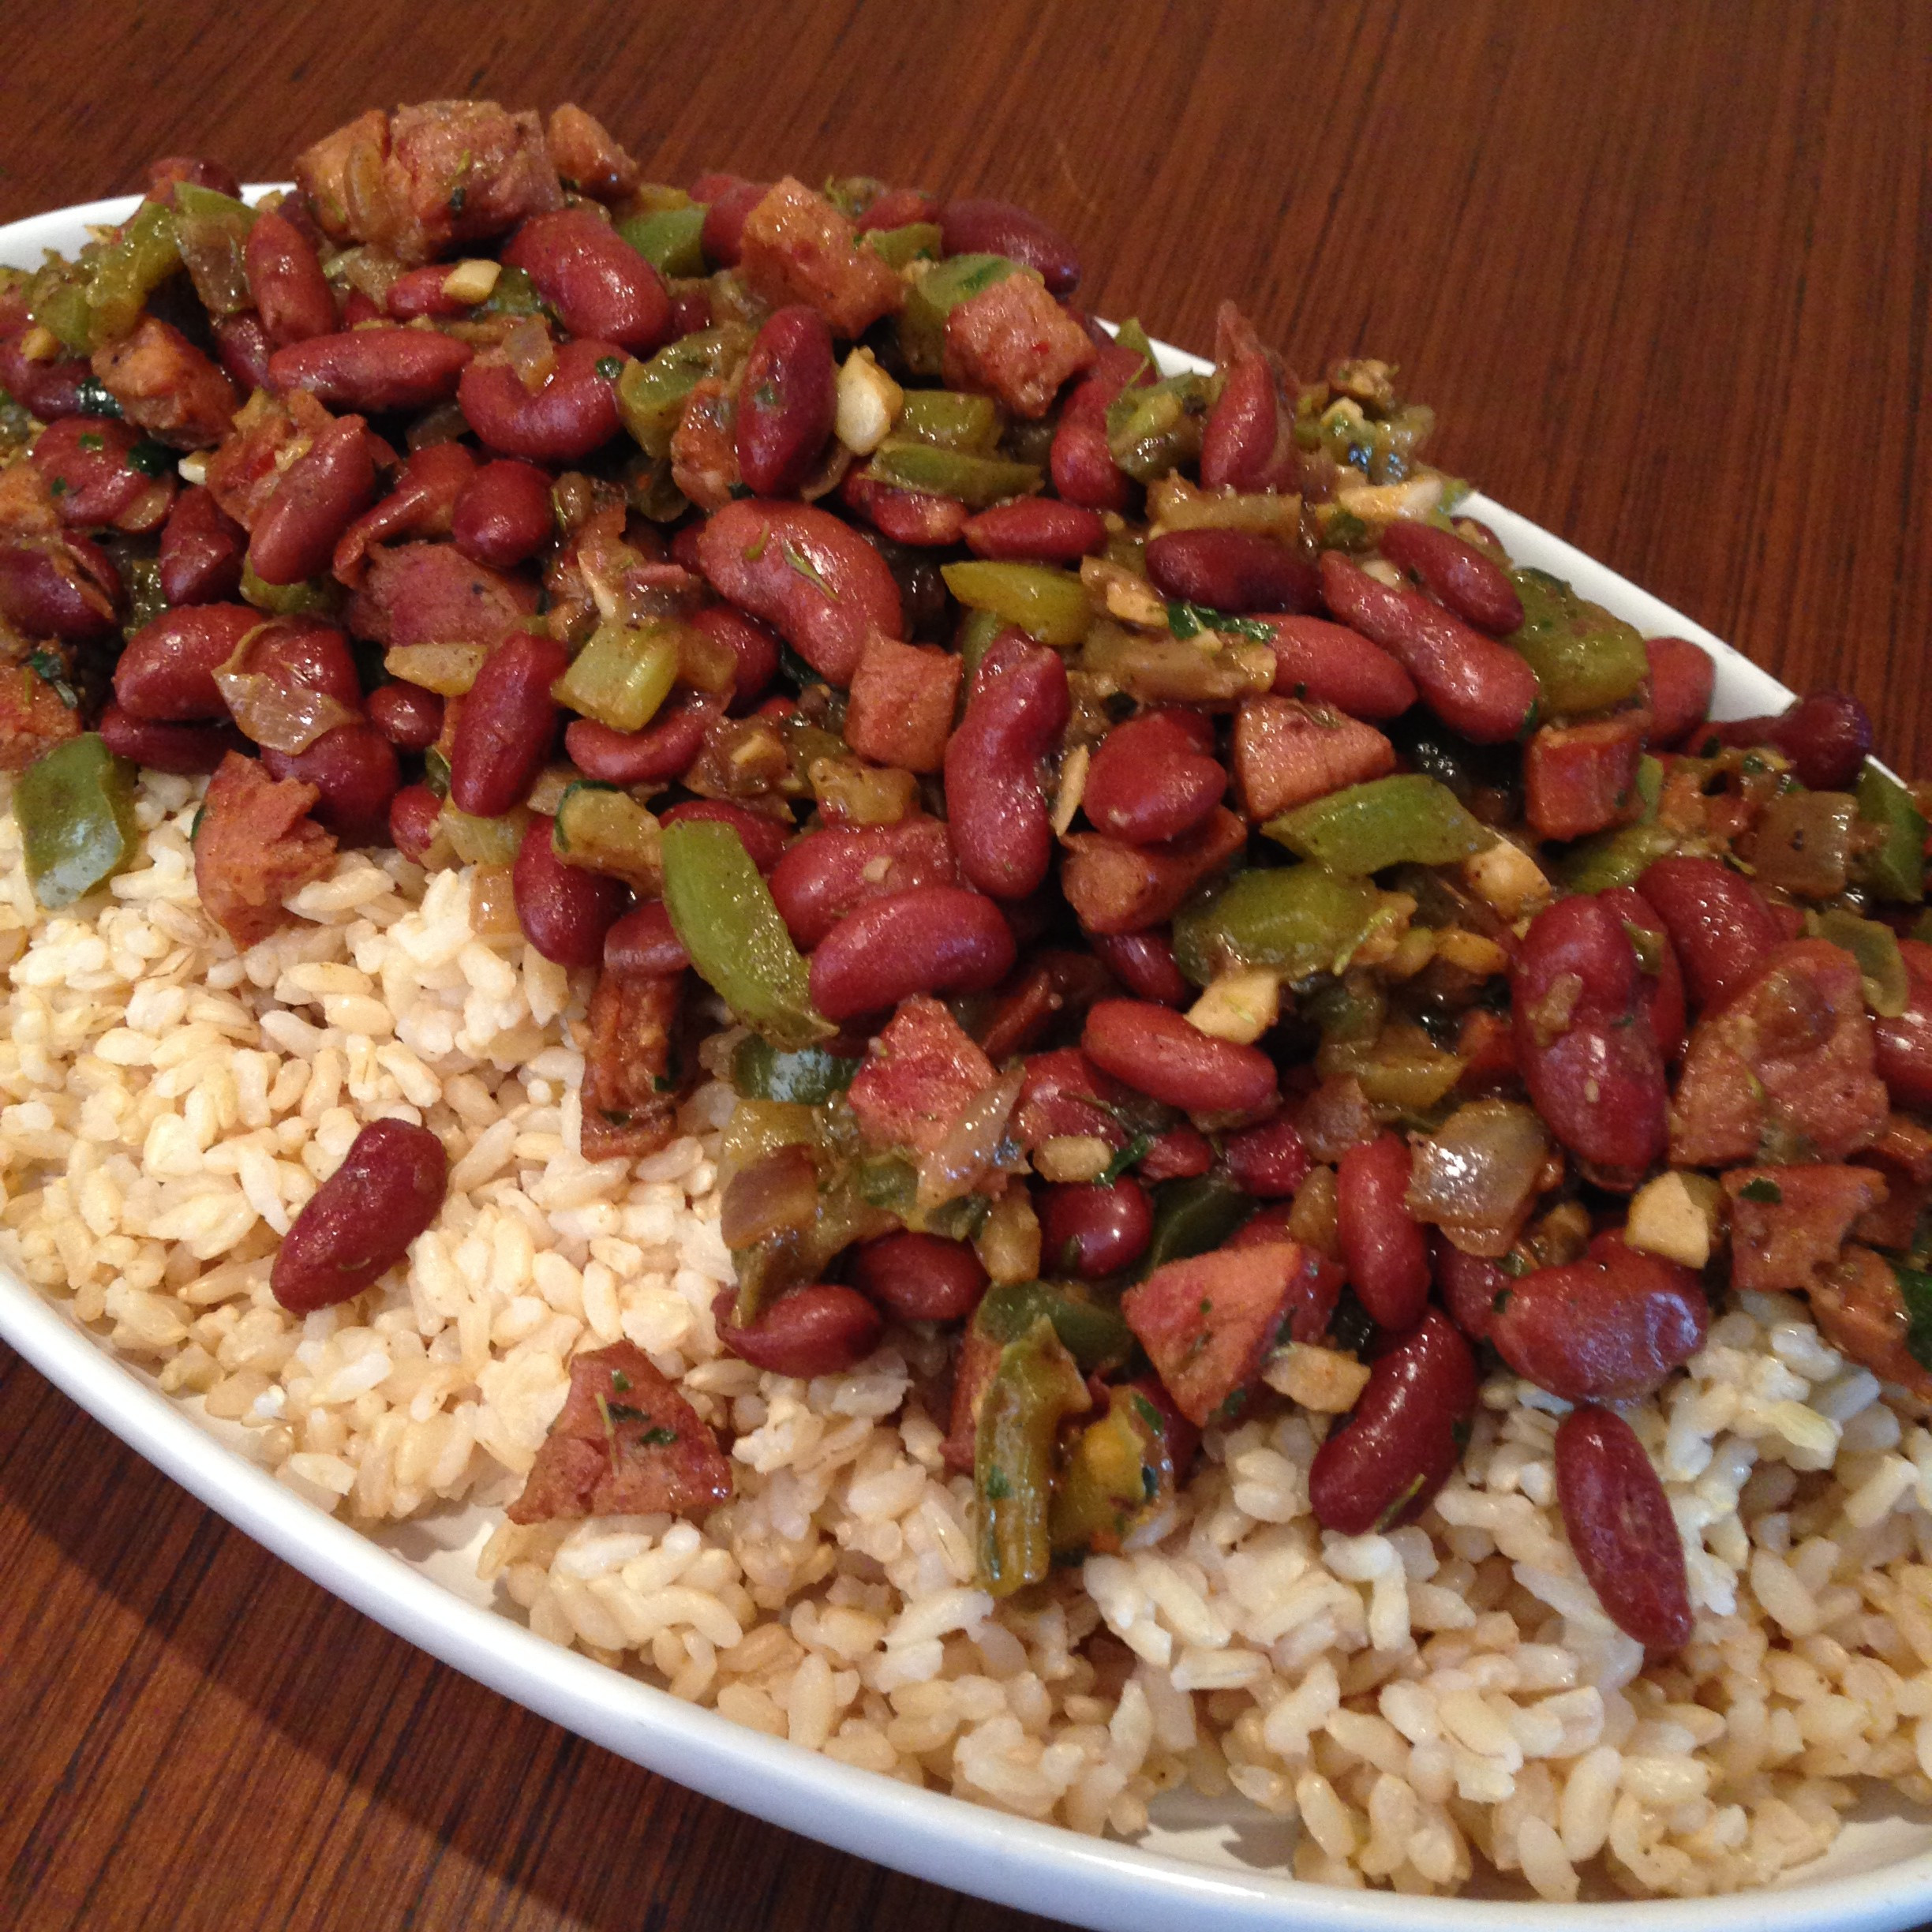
[594,355,623,381]
[610,1368,631,1393]
[1739,1177,1784,1204]
[782,539,837,597]
[1892,1261,1932,1372]
[46,476,69,498]
[125,438,174,477]
[983,1466,1011,1500]
[605,1401,647,1423]
[1166,600,1275,644]
[26,649,79,708]
[641,1426,678,1447]
[1129,1391,1163,1435]
[77,431,104,452]
[1097,1133,1151,1187]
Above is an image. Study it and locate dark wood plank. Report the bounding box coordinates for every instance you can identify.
[2,2,1930,1926]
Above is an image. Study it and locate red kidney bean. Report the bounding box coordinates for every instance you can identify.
[1435,1237,1508,1345]
[503,208,673,354]
[1320,552,1539,744]
[691,605,781,713]
[850,1231,987,1321]
[698,177,769,268]
[143,155,243,201]
[938,198,1081,295]
[331,441,477,583]
[840,471,971,548]
[1083,710,1226,846]
[1039,1178,1153,1279]
[511,814,631,967]
[734,305,837,498]
[458,338,624,463]
[1088,928,1190,1008]
[271,1118,447,1313]
[1555,1405,1694,1650]
[448,631,569,817]
[451,459,556,569]
[0,533,120,640]
[244,208,337,347]
[713,1282,882,1377]
[1050,414,1133,511]
[1309,1310,1479,1537]
[114,603,260,720]
[1224,1114,1313,1199]
[1262,615,1417,720]
[269,329,473,412]
[159,485,246,606]
[565,701,709,787]
[1492,1231,1708,1402]
[1336,1132,1432,1330]
[856,186,942,233]
[1377,519,1524,635]
[1511,894,1668,1172]
[1599,883,1686,1062]
[384,264,473,320]
[658,798,791,872]
[98,706,242,775]
[694,499,902,685]
[603,898,692,977]
[1635,855,1784,1013]
[944,636,1069,899]
[961,497,1107,564]
[1876,938,1932,1110]
[1643,637,1714,747]
[1226,1201,1297,1251]
[1137,1125,1215,1181]
[262,726,400,847]
[769,816,957,949]
[1144,529,1320,615]
[368,681,444,751]
[807,885,1016,1020]
[1083,1000,1278,1118]
[1709,688,1874,791]
[249,414,377,586]
[339,290,383,328]
[250,616,363,710]
[0,331,95,419]
[212,312,273,392]
[1200,353,1294,493]
[31,417,174,532]
[669,286,713,336]
[389,783,444,863]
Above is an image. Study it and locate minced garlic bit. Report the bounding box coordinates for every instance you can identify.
[1625,1170,1724,1270]
[1078,556,1171,631]
[441,257,502,303]
[1433,927,1511,979]
[1050,743,1090,837]
[1264,1342,1372,1413]
[834,346,902,455]
[1187,968,1281,1045]
[1462,834,1554,921]
[1033,1134,1113,1185]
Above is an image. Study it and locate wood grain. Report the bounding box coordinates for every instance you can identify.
[2,2,1929,1926]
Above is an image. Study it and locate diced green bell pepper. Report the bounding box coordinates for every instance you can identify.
[898,253,1019,376]
[972,1276,1134,1372]
[661,818,830,1050]
[865,437,1041,507]
[975,1314,1091,1597]
[1263,774,1495,874]
[940,560,1091,646]
[616,324,753,457]
[897,388,1005,453]
[13,735,139,908]
[1105,373,1214,481]
[86,201,182,345]
[731,1035,862,1104]
[27,256,94,353]
[171,182,256,316]
[551,619,680,732]
[863,221,943,271]
[1173,866,1398,987]
[1856,761,1927,904]
[1134,1172,1256,1279]
[619,204,707,278]
[1505,568,1649,716]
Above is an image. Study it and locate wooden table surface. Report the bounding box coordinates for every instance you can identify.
[3,2,1930,1926]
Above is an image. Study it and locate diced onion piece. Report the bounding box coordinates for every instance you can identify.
[1080,556,1169,631]
[177,452,209,485]
[1333,474,1446,526]
[1034,1134,1113,1184]
[1625,1170,1721,1269]
[1406,1099,1548,1256]
[917,1068,1024,1210]
[504,316,557,394]
[834,346,903,455]
[1050,743,1089,837]
[384,642,488,696]
[442,257,502,304]
[213,628,359,754]
[975,1185,1042,1285]
[1263,1342,1371,1413]
[1462,835,1553,921]
[1187,968,1281,1045]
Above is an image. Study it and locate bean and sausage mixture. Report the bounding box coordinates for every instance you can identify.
[5,98,1931,1661]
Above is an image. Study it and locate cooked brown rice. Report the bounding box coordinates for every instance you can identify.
[8,770,1932,1900]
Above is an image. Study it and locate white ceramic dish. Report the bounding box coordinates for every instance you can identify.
[4,191,1930,1931]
